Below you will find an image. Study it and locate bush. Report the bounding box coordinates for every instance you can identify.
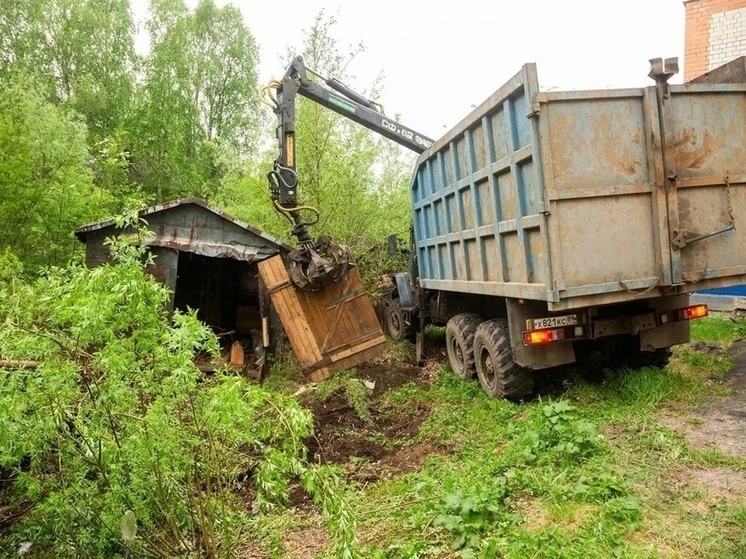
[0,233,360,558]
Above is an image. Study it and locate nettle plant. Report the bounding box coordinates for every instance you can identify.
[0,228,360,558]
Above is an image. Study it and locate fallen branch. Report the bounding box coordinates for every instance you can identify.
[0,359,40,370]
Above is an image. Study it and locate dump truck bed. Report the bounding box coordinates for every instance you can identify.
[411,64,746,311]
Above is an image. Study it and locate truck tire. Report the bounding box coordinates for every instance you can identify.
[474,319,534,400]
[385,298,415,341]
[446,313,483,380]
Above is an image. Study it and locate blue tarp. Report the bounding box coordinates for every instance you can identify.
[699,285,746,296]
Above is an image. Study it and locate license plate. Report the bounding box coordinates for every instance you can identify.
[530,314,578,330]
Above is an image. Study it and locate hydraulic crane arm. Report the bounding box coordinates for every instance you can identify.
[264,55,434,292]
[284,56,432,154]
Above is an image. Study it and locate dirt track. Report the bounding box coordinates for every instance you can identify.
[260,337,746,558]
[662,339,746,458]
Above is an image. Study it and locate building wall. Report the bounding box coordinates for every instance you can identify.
[685,0,746,80]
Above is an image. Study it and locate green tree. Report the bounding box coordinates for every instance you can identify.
[130,0,260,203]
[286,11,416,253]
[53,0,136,142]
[0,0,47,71]
[0,74,110,271]
[190,0,260,151]
[0,0,137,142]
[0,0,142,217]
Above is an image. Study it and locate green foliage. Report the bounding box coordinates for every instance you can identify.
[433,476,518,555]
[674,347,733,380]
[0,232,361,557]
[0,248,23,284]
[529,400,601,464]
[0,73,110,271]
[366,540,431,559]
[0,0,136,139]
[316,370,374,427]
[131,0,260,203]
[354,238,411,299]
[91,130,148,213]
[211,156,291,242]
[691,315,745,345]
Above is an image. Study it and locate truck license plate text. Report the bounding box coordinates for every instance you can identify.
[531,314,578,330]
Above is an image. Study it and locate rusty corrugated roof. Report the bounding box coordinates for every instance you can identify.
[75,198,294,260]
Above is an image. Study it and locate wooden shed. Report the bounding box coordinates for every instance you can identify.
[75,198,292,375]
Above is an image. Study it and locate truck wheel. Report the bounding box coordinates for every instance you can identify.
[445,313,483,380]
[385,298,414,341]
[474,319,534,400]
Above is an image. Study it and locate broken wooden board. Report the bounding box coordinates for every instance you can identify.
[194,343,264,380]
[258,254,386,381]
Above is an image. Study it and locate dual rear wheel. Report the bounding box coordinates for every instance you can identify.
[445,314,534,400]
[445,313,481,380]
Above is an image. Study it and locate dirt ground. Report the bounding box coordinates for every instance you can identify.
[253,335,746,558]
[653,338,746,515]
[661,339,746,458]
[299,356,445,483]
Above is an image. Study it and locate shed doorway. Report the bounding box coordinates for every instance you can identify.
[172,252,264,361]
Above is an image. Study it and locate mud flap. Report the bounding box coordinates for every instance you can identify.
[506,298,575,370]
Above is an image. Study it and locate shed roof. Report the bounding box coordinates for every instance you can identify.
[75,198,293,262]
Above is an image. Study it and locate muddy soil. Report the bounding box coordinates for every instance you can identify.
[258,334,746,558]
[299,356,443,483]
[662,339,746,458]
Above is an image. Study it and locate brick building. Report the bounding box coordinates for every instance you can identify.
[685,0,746,80]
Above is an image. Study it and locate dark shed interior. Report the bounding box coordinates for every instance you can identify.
[173,253,261,339]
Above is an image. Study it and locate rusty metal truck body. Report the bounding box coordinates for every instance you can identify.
[386,61,746,398]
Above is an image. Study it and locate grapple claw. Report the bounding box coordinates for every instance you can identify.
[287,235,352,292]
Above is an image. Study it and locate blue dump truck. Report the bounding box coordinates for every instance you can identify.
[265,56,745,399]
[381,57,746,399]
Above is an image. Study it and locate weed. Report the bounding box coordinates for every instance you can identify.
[315,369,375,426]
[0,233,362,558]
[433,476,519,554]
[499,399,601,468]
[379,338,411,364]
[343,378,375,426]
[261,349,306,393]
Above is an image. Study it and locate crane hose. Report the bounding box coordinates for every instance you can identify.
[259,80,282,109]
[272,199,320,227]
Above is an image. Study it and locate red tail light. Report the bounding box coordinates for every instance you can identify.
[660,304,709,324]
[524,329,564,345]
[680,304,708,320]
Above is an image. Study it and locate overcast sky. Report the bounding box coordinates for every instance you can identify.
[132,0,687,137]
